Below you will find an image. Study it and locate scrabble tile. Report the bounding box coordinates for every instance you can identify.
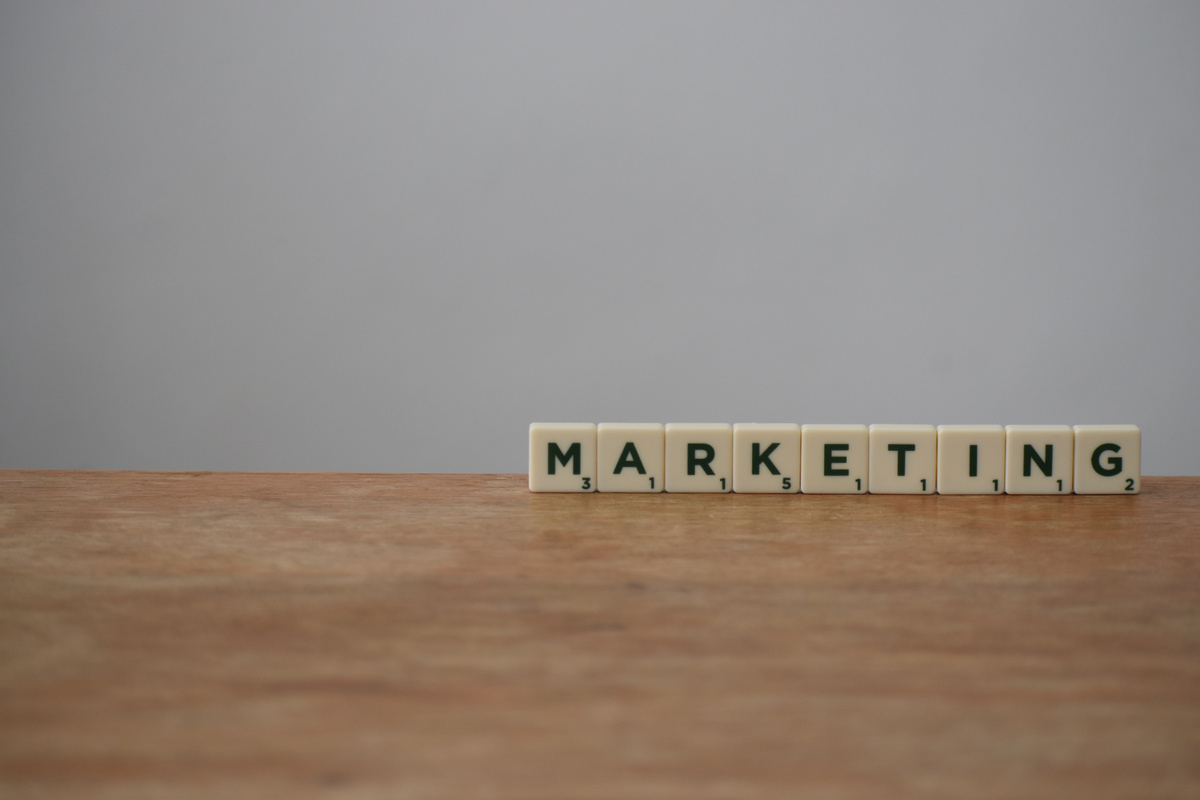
[733,423,801,493]
[868,424,936,494]
[936,425,1005,494]
[1005,425,1073,495]
[597,423,665,492]
[1073,425,1141,494]
[665,423,732,492]
[800,424,868,494]
[528,423,597,492]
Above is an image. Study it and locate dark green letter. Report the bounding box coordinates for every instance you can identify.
[1091,443,1122,477]
[888,443,916,476]
[824,444,849,476]
[613,442,646,474]
[968,444,978,477]
[548,442,581,475]
[1023,444,1052,477]
[751,442,780,475]
[687,443,716,476]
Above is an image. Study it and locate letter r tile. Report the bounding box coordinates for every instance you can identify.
[665,423,732,493]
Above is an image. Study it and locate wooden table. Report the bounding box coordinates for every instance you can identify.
[2,472,1198,798]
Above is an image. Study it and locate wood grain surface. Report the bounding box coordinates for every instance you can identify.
[1,472,1198,799]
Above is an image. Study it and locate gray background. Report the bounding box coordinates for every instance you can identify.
[2,2,1198,474]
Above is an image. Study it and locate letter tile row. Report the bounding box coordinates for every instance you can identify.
[528,423,1141,495]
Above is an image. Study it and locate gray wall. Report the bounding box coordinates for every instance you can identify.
[2,2,1198,474]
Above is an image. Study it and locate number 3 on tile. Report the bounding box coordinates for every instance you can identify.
[581,477,591,490]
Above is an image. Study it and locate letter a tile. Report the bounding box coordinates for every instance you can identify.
[597,423,665,492]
